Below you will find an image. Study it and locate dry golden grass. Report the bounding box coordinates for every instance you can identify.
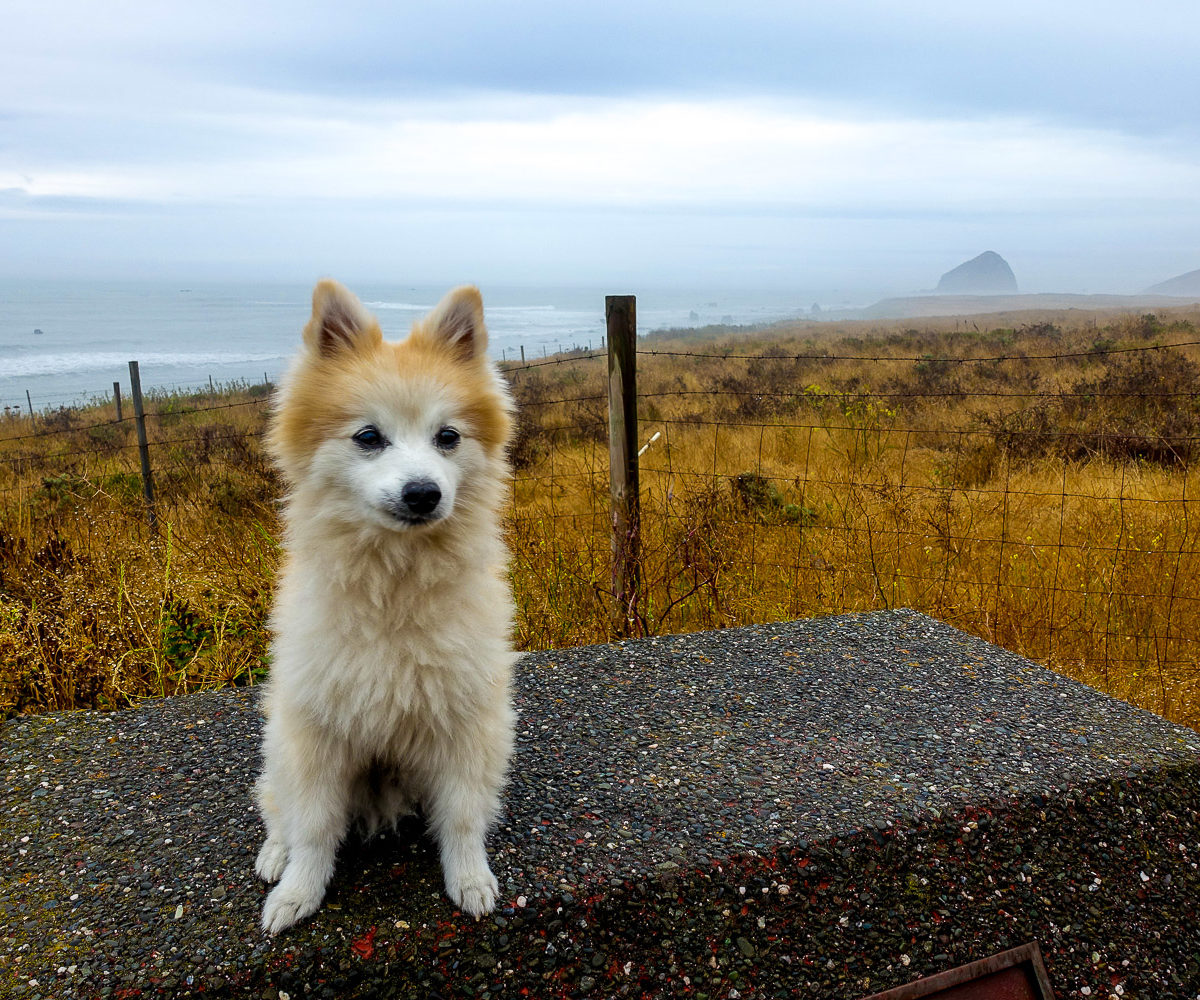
[0,386,278,714]
[507,308,1200,729]
[3,306,1199,729]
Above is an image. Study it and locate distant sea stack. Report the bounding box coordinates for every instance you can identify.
[1145,268,1200,296]
[936,251,1018,294]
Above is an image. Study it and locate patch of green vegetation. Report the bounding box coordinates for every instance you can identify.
[731,473,817,526]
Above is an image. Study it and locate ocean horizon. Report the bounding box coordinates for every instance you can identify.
[0,279,839,413]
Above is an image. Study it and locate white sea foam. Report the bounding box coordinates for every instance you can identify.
[365,301,558,314]
[363,301,435,311]
[1,351,285,379]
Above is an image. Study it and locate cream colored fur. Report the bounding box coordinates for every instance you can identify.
[253,281,517,935]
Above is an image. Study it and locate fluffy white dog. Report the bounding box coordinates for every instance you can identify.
[253,280,517,935]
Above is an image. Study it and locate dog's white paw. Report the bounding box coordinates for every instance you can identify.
[255,837,289,883]
[261,881,323,935]
[446,868,499,918]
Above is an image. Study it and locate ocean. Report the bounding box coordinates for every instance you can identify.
[0,279,823,412]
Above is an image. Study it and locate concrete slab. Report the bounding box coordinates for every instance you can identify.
[2,610,1198,998]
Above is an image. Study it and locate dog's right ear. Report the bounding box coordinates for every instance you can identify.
[302,279,382,357]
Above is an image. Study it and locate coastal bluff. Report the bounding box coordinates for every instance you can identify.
[3,610,1198,998]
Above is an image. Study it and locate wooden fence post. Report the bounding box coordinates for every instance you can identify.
[606,295,640,634]
[128,361,157,532]
[25,390,33,420]
[113,381,123,422]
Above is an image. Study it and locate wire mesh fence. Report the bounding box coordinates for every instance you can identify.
[2,313,1199,727]
[506,319,1200,728]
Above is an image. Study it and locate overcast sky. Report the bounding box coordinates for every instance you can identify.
[2,0,1198,296]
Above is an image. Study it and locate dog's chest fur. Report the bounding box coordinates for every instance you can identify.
[267,522,514,753]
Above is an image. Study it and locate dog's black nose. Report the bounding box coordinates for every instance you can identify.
[400,480,442,516]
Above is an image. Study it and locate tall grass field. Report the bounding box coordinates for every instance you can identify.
[2,306,1198,730]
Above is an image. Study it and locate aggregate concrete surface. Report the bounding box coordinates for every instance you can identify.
[2,609,1198,999]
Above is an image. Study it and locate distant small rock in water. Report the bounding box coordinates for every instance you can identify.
[33,328,43,335]
[936,251,1018,294]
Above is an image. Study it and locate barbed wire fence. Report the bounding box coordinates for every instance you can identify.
[2,305,1198,724]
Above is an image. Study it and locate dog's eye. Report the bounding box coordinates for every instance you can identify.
[352,426,385,450]
[435,427,461,450]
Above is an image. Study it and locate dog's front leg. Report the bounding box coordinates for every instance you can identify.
[426,765,502,918]
[259,731,351,935]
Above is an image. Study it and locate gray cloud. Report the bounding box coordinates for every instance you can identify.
[9,2,1200,135]
[2,1,1198,292]
[105,2,1200,137]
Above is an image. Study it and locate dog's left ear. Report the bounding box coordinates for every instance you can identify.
[424,285,488,362]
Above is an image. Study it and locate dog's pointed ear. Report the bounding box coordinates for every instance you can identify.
[423,285,488,361]
[303,279,382,357]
